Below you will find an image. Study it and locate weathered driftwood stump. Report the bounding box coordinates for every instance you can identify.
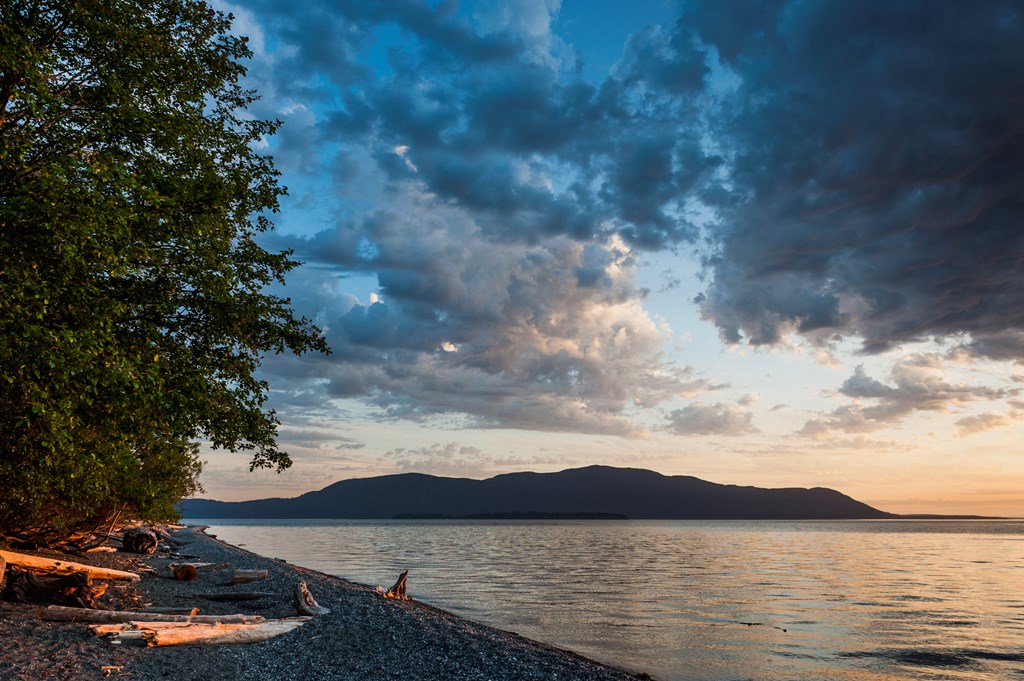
[122,528,158,554]
[294,581,329,616]
[376,570,410,600]
[173,564,198,581]
[2,567,108,608]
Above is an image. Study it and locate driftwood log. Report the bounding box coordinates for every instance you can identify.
[91,622,216,639]
[173,565,198,581]
[294,581,329,616]
[3,568,107,608]
[41,605,264,624]
[151,527,188,547]
[0,549,140,581]
[122,528,158,554]
[97,618,310,647]
[0,554,5,587]
[142,607,201,616]
[231,569,268,585]
[376,570,410,600]
[195,591,274,602]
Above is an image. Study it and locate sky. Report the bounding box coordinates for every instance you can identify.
[198,0,1024,516]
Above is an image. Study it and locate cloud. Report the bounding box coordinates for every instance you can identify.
[233,0,722,248]
[221,0,1024,440]
[263,212,710,434]
[665,398,757,436]
[380,441,564,478]
[800,354,1015,437]
[686,1,1024,357]
[224,0,729,436]
[955,399,1024,436]
[955,412,1012,437]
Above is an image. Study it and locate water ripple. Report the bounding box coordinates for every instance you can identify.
[199,519,1024,681]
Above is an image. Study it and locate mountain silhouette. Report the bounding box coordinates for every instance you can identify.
[179,465,892,519]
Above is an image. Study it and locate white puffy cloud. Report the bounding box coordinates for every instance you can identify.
[665,399,757,436]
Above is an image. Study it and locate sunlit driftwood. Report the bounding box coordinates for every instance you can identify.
[375,570,410,600]
[40,605,263,624]
[142,607,201,616]
[0,549,139,581]
[86,546,117,554]
[137,618,310,646]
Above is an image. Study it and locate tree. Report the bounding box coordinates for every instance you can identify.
[0,0,328,538]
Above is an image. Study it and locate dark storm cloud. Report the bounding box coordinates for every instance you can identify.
[224,0,1024,435]
[688,1,1024,355]
[215,0,725,434]
[232,0,718,248]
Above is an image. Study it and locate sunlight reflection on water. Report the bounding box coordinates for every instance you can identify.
[196,520,1024,681]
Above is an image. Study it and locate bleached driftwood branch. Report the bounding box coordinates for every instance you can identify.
[231,569,268,585]
[195,591,274,601]
[0,550,139,581]
[96,618,311,646]
[40,605,263,624]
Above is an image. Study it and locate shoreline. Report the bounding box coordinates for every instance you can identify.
[0,525,652,680]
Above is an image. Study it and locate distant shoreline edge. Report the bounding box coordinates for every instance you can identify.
[392,511,629,520]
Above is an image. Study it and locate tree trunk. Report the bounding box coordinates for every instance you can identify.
[40,605,264,624]
[0,549,140,581]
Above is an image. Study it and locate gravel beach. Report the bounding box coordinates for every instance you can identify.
[0,527,653,680]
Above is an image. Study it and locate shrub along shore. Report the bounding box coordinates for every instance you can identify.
[0,526,651,680]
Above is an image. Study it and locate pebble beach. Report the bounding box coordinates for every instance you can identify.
[0,526,652,680]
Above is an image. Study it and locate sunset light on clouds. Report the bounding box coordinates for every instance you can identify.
[197,0,1024,517]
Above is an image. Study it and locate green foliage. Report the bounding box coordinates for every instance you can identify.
[0,0,328,537]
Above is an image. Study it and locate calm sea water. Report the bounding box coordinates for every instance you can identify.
[193,519,1024,681]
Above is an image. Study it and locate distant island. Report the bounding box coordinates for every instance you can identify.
[179,465,896,520]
